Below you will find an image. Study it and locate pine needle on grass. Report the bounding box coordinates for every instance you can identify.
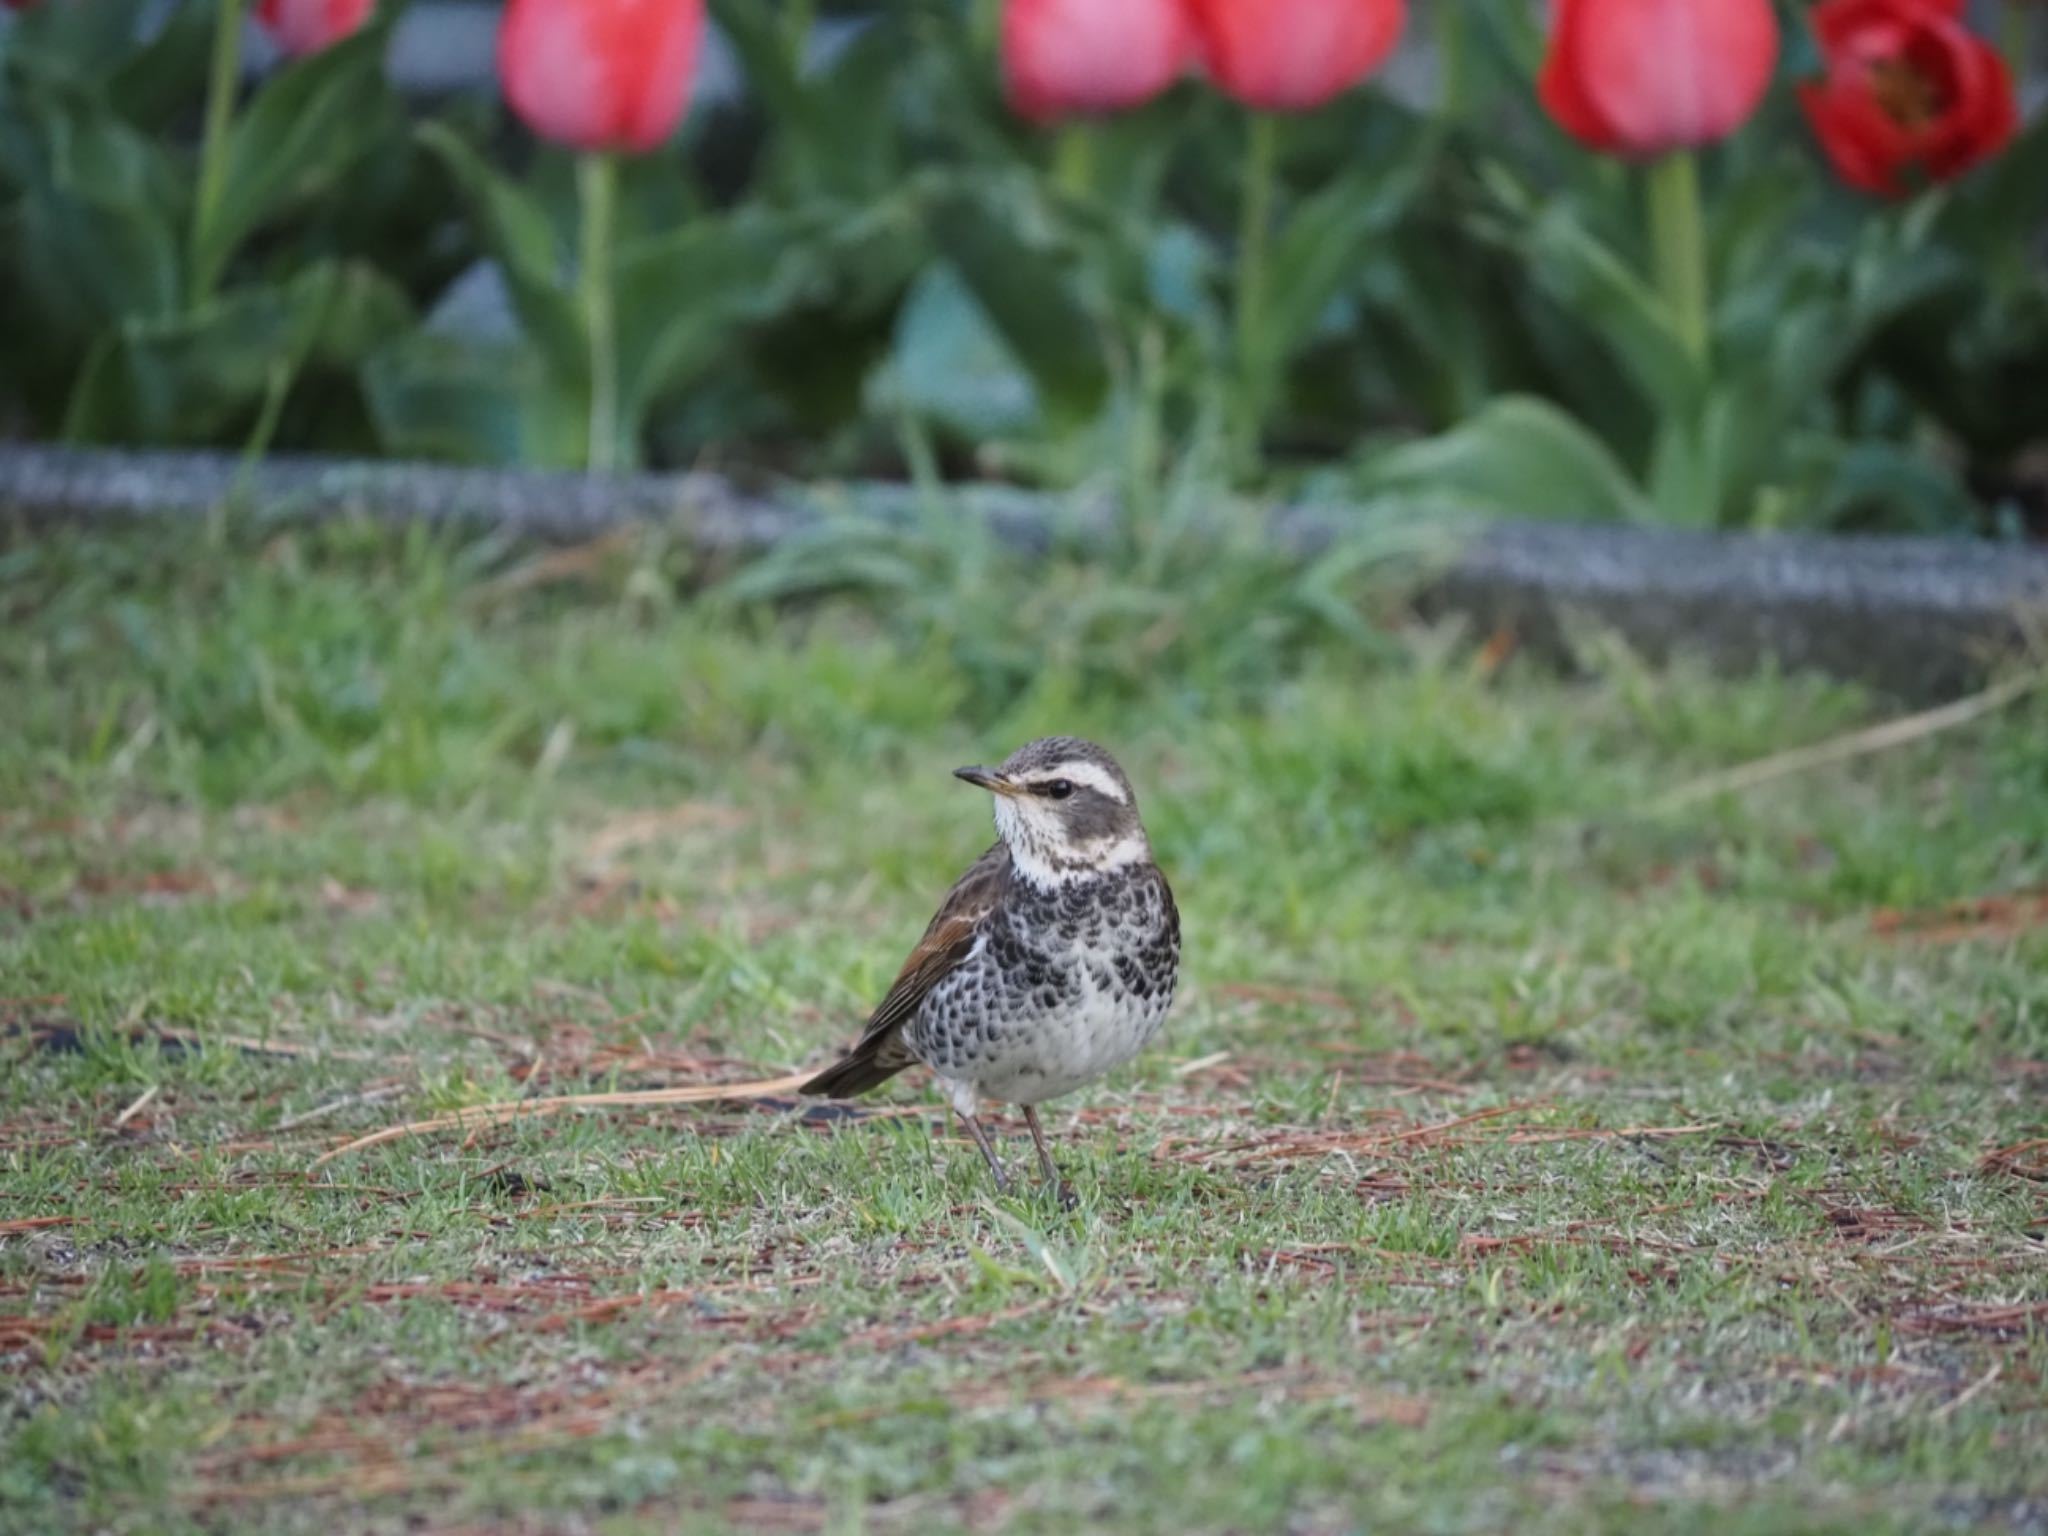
[1653,669,2047,812]
[308,1072,817,1170]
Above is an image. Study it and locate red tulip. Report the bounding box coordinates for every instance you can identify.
[1798,0,2018,198]
[498,0,705,154]
[1539,0,1779,158]
[255,0,373,55]
[1187,0,1407,112]
[1002,0,1195,122]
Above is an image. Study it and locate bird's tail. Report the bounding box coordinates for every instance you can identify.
[799,1039,912,1099]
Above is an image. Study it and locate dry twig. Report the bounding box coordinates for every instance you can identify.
[276,1082,405,1131]
[111,1083,158,1127]
[309,1072,815,1170]
[1654,670,2047,812]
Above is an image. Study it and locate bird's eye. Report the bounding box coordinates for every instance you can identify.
[1045,779,1074,800]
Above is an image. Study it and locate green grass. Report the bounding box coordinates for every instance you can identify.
[1,519,2045,1535]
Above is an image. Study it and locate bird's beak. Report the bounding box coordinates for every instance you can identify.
[954,765,1022,798]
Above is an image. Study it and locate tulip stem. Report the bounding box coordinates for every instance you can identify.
[1646,151,1709,367]
[2003,1,2034,77]
[578,152,622,474]
[1233,112,1278,477]
[785,0,814,51]
[1054,124,1094,199]
[1438,0,1470,124]
[190,0,248,306]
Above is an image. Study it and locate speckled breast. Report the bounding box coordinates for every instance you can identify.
[906,865,1181,1106]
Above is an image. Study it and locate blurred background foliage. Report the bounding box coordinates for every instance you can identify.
[0,0,2043,537]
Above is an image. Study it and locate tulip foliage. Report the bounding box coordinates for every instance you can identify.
[0,0,2039,531]
[0,0,437,448]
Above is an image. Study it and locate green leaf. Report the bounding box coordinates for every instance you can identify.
[1474,0,1545,75]
[1793,435,1981,534]
[1356,395,1649,522]
[193,26,397,294]
[362,335,585,468]
[0,71,183,333]
[611,211,797,432]
[1,0,160,79]
[1254,160,1422,377]
[1522,203,1702,417]
[1936,111,2048,250]
[1645,411,1721,528]
[105,1,217,131]
[868,262,1040,442]
[18,183,182,340]
[298,262,417,368]
[63,261,411,444]
[704,0,809,136]
[709,1,917,203]
[1708,156,1809,298]
[923,176,1110,427]
[746,193,927,325]
[1708,241,1960,516]
[418,122,588,391]
[0,69,183,210]
[1869,260,2048,459]
[1236,155,1426,432]
[1143,222,1221,331]
[1365,235,1496,427]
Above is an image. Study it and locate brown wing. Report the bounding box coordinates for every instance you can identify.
[799,843,1010,1098]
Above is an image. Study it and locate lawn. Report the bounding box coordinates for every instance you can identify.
[2,517,2045,1535]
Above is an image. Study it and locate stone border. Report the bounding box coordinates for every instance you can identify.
[1412,521,2047,702]
[4,444,2043,700]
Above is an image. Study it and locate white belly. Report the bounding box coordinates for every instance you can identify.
[964,971,1168,1108]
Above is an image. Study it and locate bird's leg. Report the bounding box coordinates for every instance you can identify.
[1022,1106,1076,1210]
[958,1112,1010,1194]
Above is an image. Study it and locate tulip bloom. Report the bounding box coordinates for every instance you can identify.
[498,0,705,153]
[255,0,374,55]
[1798,0,2018,197]
[1187,0,1407,112]
[1539,0,1779,158]
[1003,0,1194,122]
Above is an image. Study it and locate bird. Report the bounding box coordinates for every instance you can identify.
[800,736,1180,1204]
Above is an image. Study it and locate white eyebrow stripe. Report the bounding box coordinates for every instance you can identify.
[1028,760,1129,804]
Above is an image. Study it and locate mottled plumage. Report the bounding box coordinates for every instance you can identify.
[801,737,1181,1200]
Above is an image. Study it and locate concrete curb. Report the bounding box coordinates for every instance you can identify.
[4,444,2043,700]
